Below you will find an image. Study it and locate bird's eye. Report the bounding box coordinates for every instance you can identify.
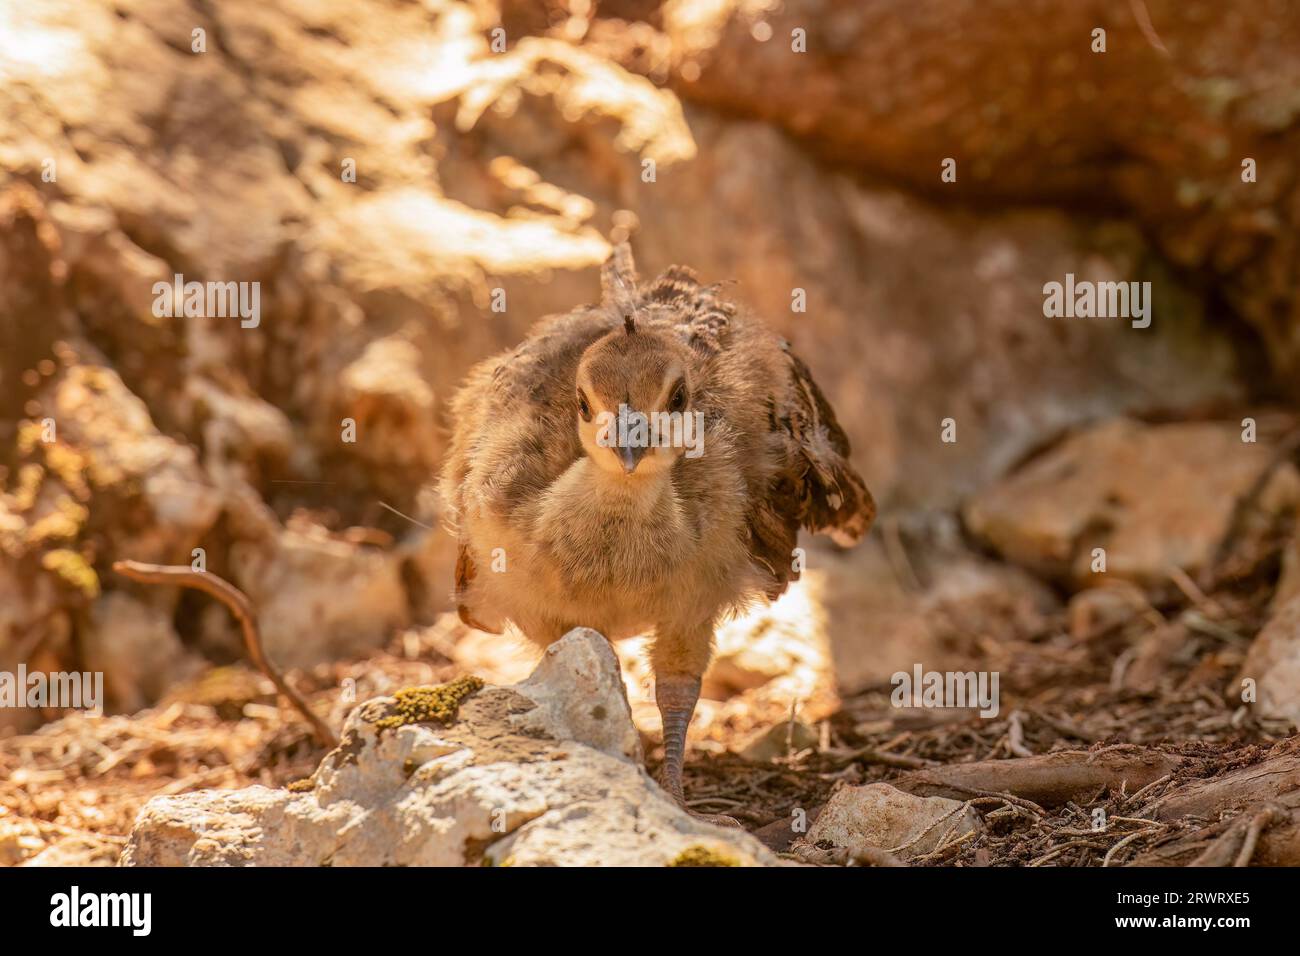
[577,389,592,422]
[668,382,687,413]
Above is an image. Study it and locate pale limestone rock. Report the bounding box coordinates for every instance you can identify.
[509,629,643,763]
[229,522,409,668]
[122,629,775,867]
[965,420,1300,591]
[800,782,979,862]
[84,592,201,714]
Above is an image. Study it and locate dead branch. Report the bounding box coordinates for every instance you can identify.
[1006,710,1034,757]
[893,750,1184,808]
[1233,806,1283,867]
[822,745,935,770]
[1127,749,1300,865]
[112,560,339,749]
[1182,805,1286,867]
[1141,750,1300,820]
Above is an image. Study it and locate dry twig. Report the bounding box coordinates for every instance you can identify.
[113,560,338,749]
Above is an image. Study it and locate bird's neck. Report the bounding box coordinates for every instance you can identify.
[578,457,673,505]
[536,458,676,526]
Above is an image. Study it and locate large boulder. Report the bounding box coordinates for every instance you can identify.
[122,629,778,866]
[648,0,1300,388]
[965,419,1300,591]
[817,519,1058,695]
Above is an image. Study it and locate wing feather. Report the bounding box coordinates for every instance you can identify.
[644,264,875,598]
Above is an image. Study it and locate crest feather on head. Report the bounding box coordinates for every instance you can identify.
[601,242,640,333]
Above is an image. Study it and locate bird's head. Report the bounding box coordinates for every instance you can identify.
[575,323,694,477]
[574,242,697,477]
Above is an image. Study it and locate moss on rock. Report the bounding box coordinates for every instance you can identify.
[375,676,485,730]
[667,845,741,867]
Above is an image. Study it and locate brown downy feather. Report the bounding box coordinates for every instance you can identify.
[646,259,874,598]
[441,241,873,637]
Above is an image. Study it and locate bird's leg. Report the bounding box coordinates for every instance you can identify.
[654,674,740,828]
[654,673,700,807]
[652,620,742,828]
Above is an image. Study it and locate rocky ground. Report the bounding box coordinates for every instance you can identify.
[7,422,1300,866]
[4,0,1300,866]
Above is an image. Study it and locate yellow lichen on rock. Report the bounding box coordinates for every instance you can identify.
[667,845,742,867]
[375,676,485,730]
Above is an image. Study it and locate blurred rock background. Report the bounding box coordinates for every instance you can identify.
[1,0,1298,758]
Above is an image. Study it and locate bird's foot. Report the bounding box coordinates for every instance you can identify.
[655,674,743,830]
[652,765,743,829]
[687,807,744,830]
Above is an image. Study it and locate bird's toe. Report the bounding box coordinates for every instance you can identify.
[685,809,744,830]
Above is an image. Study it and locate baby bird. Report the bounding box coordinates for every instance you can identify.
[441,244,874,819]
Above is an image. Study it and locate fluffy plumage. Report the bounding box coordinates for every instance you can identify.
[440,244,873,814]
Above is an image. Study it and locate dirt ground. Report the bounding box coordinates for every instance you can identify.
[4,0,1300,870]
[3,544,1294,867]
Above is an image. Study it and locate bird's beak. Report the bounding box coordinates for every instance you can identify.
[618,442,647,475]
[616,405,649,475]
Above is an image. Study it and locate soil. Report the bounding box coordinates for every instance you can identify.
[3,555,1293,867]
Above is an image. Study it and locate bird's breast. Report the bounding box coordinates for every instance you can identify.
[529,461,695,593]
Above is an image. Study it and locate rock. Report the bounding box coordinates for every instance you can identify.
[332,336,439,482]
[649,0,1300,390]
[0,342,220,726]
[708,616,819,697]
[1240,595,1300,725]
[46,363,223,560]
[736,720,819,763]
[965,419,1300,591]
[18,834,120,867]
[799,782,979,862]
[508,628,643,762]
[228,519,409,669]
[1067,583,1151,640]
[700,573,836,717]
[122,629,777,867]
[184,377,296,467]
[83,592,202,714]
[820,518,1058,694]
[0,518,68,734]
